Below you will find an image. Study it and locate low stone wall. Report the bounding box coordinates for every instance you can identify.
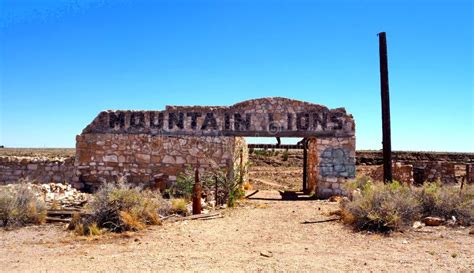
[357,151,474,165]
[413,161,457,184]
[368,163,414,184]
[0,156,75,185]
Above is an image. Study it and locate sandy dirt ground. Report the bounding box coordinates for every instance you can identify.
[1,190,473,272]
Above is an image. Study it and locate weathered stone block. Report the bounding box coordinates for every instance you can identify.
[103,155,118,162]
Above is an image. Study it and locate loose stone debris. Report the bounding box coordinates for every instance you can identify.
[3,182,89,209]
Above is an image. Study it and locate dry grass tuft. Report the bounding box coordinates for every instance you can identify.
[170,198,189,215]
[0,183,46,227]
[119,211,145,231]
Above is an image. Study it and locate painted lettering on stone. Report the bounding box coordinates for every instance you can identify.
[105,111,347,133]
[87,97,354,137]
[168,113,184,129]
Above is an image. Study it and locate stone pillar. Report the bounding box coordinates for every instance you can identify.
[467,164,474,184]
[311,136,356,198]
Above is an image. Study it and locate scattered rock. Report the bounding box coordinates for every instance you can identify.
[328,195,343,202]
[260,251,273,258]
[422,217,444,226]
[4,182,89,209]
[412,221,424,229]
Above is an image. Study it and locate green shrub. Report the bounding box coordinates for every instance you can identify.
[0,184,46,227]
[341,181,421,232]
[211,162,248,208]
[70,181,166,234]
[282,150,289,161]
[169,160,248,208]
[167,167,194,199]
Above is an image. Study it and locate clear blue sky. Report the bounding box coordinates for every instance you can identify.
[1,0,472,151]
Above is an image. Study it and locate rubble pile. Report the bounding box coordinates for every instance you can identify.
[39,183,89,208]
[4,183,89,209]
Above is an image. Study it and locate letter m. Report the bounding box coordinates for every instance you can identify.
[109,111,126,129]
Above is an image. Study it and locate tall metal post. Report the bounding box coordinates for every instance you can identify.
[378,32,393,182]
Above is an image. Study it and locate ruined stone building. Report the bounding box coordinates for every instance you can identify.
[75,97,356,197]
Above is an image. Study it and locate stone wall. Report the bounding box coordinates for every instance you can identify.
[467,164,474,184]
[357,151,474,165]
[76,97,356,197]
[233,136,249,183]
[82,97,355,138]
[412,161,457,184]
[0,156,75,185]
[369,163,414,184]
[307,136,356,198]
[76,133,247,191]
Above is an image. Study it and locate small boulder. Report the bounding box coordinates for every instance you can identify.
[423,217,444,226]
[328,195,343,202]
[412,221,424,229]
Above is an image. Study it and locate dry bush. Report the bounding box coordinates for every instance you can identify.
[415,182,473,225]
[0,184,46,227]
[341,181,421,232]
[170,198,189,215]
[70,181,167,235]
[343,175,373,196]
[341,179,474,232]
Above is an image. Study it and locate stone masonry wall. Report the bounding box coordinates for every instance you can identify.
[308,136,356,198]
[369,163,414,184]
[233,136,249,183]
[467,164,474,184]
[77,97,356,196]
[0,156,75,185]
[76,133,247,191]
[412,161,457,184]
[83,97,355,139]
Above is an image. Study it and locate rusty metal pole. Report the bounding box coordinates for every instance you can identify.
[214,175,218,206]
[303,138,307,192]
[378,32,393,183]
[192,168,202,215]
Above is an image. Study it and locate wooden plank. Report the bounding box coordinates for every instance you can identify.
[46,217,71,223]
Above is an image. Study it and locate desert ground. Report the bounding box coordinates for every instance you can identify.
[1,190,473,272]
[1,148,473,271]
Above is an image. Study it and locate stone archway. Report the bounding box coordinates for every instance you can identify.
[75,97,355,198]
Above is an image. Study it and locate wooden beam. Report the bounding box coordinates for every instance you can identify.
[303,138,308,192]
[248,144,304,150]
[378,32,393,183]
